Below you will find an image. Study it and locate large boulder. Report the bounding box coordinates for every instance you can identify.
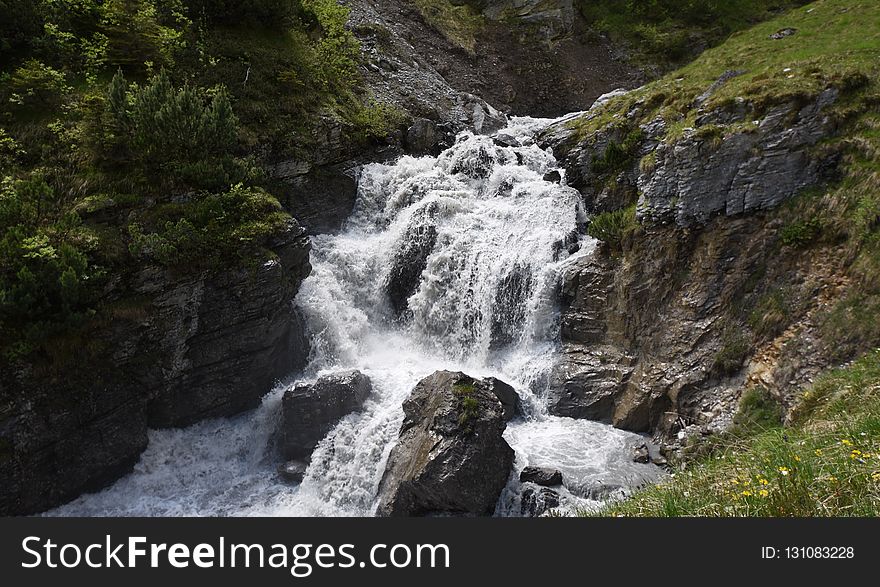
[376,371,515,516]
[279,370,372,460]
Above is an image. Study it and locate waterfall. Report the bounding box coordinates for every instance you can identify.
[49,114,660,517]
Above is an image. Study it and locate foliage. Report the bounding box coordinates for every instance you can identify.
[587,204,637,249]
[453,380,481,428]
[127,184,288,267]
[712,327,750,375]
[413,0,485,54]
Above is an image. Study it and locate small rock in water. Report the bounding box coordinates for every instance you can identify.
[493,133,521,148]
[633,443,650,464]
[543,170,562,183]
[521,487,561,517]
[519,466,564,487]
[278,460,308,484]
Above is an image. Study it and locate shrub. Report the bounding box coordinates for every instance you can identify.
[780,218,822,248]
[3,59,70,109]
[712,327,750,376]
[587,204,637,249]
[128,184,288,267]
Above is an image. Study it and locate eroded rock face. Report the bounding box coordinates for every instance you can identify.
[279,371,373,460]
[539,82,849,450]
[376,371,515,516]
[637,89,839,226]
[0,220,312,515]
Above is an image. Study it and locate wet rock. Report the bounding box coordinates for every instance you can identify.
[520,486,560,517]
[584,482,626,501]
[633,444,650,464]
[278,460,308,484]
[493,133,521,148]
[376,371,514,516]
[519,466,563,487]
[279,371,373,460]
[484,377,521,422]
[386,222,438,316]
[543,170,562,183]
[490,264,534,348]
[1,219,312,515]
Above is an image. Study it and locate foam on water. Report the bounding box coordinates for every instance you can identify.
[50,114,660,517]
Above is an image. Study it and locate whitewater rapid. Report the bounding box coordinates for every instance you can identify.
[50,114,660,517]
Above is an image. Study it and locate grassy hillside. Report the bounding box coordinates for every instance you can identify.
[581,0,880,516]
[575,0,812,70]
[0,1,398,362]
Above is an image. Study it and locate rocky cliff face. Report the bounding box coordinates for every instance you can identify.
[540,82,859,454]
[0,221,311,515]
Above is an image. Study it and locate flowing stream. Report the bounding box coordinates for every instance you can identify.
[51,114,660,517]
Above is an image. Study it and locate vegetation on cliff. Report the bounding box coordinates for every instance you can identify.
[576,0,880,516]
[0,0,396,361]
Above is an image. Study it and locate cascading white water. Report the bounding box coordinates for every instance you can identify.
[50,114,661,517]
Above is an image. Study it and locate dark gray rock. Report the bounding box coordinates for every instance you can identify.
[637,89,839,227]
[278,460,308,484]
[484,377,521,422]
[493,133,521,148]
[405,118,440,155]
[385,220,438,316]
[275,162,359,235]
[519,466,563,487]
[520,486,560,517]
[376,371,514,516]
[490,264,534,349]
[543,169,562,183]
[279,371,373,460]
[633,444,650,464]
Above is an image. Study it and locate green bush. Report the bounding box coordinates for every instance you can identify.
[2,59,70,109]
[587,204,637,249]
[128,183,288,267]
[712,327,750,376]
[780,218,822,248]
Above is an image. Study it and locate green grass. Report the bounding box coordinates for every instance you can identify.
[599,350,880,517]
[575,0,811,70]
[413,0,485,54]
[453,380,481,427]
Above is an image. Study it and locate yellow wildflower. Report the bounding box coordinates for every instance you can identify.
[815,449,823,456]
[759,478,769,485]
[778,467,790,476]
[759,489,769,497]
[741,490,752,496]
[842,439,853,446]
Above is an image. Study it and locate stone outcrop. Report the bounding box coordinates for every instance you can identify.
[0,220,312,515]
[637,89,839,226]
[376,371,515,516]
[540,86,849,452]
[279,370,373,460]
